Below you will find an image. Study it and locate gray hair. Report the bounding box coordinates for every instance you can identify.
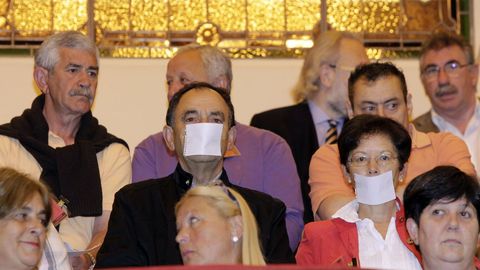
[176,44,233,92]
[292,31,361,102]
[420,31,474,66]
[35,31,99,71]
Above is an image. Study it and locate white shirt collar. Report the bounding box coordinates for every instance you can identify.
[332,199,400,223]
[431,100,480,135]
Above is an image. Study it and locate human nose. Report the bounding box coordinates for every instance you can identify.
[447,213,459,231]
[78,71,92,89]
[176,227,189,244]
[367,158,379,175]
[376,106,385,117]
[437,66,450,85]
[29,218,45,236]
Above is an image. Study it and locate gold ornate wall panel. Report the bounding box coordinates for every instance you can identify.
[0,0,468,58]
[0,0,88,42]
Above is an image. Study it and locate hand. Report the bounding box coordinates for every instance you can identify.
[69,253,94,270]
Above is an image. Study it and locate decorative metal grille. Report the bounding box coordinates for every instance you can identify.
[0,0,468,58]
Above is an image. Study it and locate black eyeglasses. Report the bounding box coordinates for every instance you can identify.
[328,63,356,72]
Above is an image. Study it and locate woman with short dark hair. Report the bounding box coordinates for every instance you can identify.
[404,165,480,270]
[296,115,421,269]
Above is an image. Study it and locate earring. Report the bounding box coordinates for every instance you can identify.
[232,235,239,243]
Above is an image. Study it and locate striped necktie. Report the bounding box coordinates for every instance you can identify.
[325,119,338,144]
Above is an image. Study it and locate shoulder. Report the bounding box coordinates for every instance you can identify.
[312,143,340,159]
[0,135,42,175]
[413,111,438,133]
[303,219,348,237]
[101,142,130,156]
[424,130,465,146]
[0,134,20,146]
[412,111,431,123]
[135,131,165,149]
[251,103,308,121]
[231,184,285,210]
[116,176,175,201]
[235,123,288,145]
[0,134,22,151]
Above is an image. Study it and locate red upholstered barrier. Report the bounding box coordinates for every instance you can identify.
[101,265,356,270]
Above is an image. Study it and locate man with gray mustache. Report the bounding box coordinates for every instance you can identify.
[413,32,480,175]
[0,31,131,269]
[71,87,93,100]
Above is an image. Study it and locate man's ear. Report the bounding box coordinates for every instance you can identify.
[469,63,479,87]
[406,218,419,245]
[406,93,413,122]
[226,126,237,151]
[229,215,243,241]
[33,66,49,94]
[345,99,354,119]
[319,63,335,89]
[163,125,175,152]
[213,75,229,90]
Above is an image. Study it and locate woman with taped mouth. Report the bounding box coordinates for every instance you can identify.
[175,184,265,265]
[296,115,421,269]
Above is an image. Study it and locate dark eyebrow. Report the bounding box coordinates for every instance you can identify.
[383,98,399,104]
[181,110,198,120]
[424,59,459,69]
[210,111,225,119]
[445,59,461,65]
[424,63,439,69]
[66,63,82,69]
[18,206,31,212]
[360,101,378,105]
[66,63,99,71]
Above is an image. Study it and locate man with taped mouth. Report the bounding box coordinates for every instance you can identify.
[96,82,293,267]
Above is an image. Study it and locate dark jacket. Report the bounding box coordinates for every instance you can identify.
[96,165,294,267]
[412,111,440,133]
[250,102,318,222]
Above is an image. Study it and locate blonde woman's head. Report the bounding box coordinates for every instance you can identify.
[175,185,265,265]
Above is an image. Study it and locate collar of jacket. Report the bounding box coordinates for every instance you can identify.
[173,164,231,194]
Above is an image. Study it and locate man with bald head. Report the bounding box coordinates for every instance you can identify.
[131,45,303,249]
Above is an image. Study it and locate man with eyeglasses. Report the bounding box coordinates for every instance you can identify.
[251,30,368,222]
[308,62,475,220]
[413,32,480,175]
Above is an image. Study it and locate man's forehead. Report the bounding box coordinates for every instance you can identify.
[58,47,97,65]
[168,50,203,70]
[176,88,228,111]
[422,45,467,64]
[354,77,403,99]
